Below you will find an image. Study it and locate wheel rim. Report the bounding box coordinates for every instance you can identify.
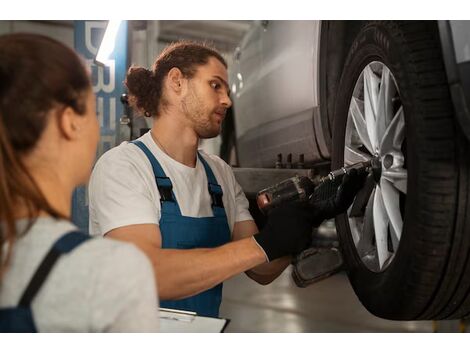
[344,61,407,272]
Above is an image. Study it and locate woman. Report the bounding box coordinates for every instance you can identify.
[0,33,159,332]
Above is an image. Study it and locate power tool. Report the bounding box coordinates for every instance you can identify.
[256,160,372,213]
[256,160,372,287]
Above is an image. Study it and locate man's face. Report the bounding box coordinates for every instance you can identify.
[181,57,232,139]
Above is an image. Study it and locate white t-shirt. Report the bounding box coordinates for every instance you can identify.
[88,131,253,237]
[0,217,159,332]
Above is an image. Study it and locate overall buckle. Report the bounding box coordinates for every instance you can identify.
[208,183,224,208]
[157,177,174,202]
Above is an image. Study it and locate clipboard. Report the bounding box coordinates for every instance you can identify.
[158,308,230,333]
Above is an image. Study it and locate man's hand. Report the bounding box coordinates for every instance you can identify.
[253,203,315,262]
[310,168,368,226]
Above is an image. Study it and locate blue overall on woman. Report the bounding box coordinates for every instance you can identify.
[0,232,90,332]
[131,141,231,318]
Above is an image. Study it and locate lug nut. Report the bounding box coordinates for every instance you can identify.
[383,154,394,169]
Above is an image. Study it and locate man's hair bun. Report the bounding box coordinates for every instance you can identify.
[125,66,159,117]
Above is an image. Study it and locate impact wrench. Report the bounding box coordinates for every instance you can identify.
[256,160,373,287]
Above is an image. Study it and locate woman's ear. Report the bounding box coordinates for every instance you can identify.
[57,106,82,140]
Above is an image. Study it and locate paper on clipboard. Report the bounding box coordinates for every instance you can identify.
[158,308,230,333]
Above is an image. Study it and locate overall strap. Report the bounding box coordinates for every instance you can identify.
[18,231,90,307]
[197,152,225,210]
[130,140,182,214]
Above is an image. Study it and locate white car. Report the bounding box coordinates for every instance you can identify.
[224,20,470,320]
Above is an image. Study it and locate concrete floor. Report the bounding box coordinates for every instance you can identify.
[219,268,434,333]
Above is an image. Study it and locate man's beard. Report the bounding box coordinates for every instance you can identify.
[181,88,221,139]
[196,123,221,139]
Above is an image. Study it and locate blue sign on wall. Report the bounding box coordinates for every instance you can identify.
[72,20,128,232]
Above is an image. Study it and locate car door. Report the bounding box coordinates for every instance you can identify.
[232,21,324,168]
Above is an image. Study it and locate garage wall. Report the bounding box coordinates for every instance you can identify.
[0,20,73,47]
[0,20,248,156]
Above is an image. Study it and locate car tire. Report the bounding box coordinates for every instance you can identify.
[331,21,470,320]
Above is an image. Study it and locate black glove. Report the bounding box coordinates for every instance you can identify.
[309,168,368,226]
[253,202,315,262]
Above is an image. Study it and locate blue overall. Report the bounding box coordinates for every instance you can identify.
[131,141,231,318]
[0,231,91,332]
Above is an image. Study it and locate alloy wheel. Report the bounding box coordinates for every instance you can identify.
[344,61,407,272]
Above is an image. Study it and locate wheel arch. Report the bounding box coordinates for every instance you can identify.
[319,21,366,157]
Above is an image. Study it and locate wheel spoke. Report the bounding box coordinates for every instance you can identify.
[380,178,403,243]
[356,188,376,261]
[379,106,405,155]
[349,97,374,154]
[382,166,407,194]
[376,66,395,140]
[364,66,380,152]
[390,218,400,253]
[344,145,370,165]
[373,186,390,270]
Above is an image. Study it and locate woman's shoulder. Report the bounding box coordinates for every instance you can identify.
[32,218,155,296]
[82,234,152,272]
[24,218,151,274]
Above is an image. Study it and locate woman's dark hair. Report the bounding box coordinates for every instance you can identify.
[125,40,227,117]
[0,33,91,278]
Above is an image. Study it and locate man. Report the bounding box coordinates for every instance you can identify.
[88,41,363,317]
